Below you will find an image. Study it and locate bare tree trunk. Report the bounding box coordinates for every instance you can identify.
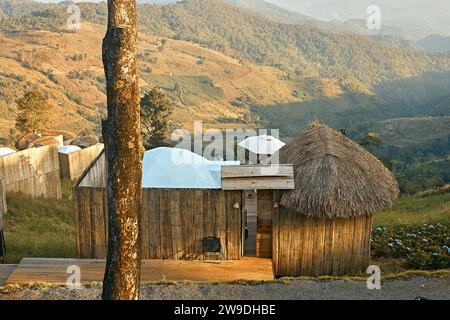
[102,0,142,300]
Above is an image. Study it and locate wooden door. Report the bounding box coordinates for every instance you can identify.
[243,190,257,256]
[256,190,273,258]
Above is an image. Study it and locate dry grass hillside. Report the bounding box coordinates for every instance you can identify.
[0,22,345,138]
[377,116,450,149]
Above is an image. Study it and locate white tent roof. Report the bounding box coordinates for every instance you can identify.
[58,145,82,154]
[239,135,285,155]
[0,147,16,158]
[142,147,240,189]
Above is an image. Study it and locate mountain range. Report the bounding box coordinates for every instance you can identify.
[0,0,449,160]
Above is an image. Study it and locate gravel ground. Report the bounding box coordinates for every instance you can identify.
[0,277,449,300]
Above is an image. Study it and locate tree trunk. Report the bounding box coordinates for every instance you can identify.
[102,0,142,300]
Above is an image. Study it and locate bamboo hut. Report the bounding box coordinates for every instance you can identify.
[74,147,295,260]
[273,124,399,277]
[0,179,6,259]
[29,136,62,148]
[70,136,98,149]
[16,133,40,150]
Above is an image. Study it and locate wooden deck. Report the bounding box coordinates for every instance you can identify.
[5,257,274,285]
[0,265,16,286]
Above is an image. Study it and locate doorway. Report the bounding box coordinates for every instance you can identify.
[243,190,273,258]
[255,190,273,258]
[243,190,257,256]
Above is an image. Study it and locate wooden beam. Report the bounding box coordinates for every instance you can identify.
[222,165,293,178]
[222,177,294,190]
[221,165,294,190]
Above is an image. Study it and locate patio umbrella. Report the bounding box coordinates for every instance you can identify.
[239,135,285,155]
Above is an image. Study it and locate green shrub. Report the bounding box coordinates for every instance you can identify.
[372,224,450,270]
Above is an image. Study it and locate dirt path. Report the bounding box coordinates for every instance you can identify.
[1,277,449,300]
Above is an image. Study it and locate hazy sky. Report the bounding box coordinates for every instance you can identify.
[267,0,450,24]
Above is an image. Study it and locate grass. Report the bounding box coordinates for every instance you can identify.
[143,75,225,106]
[2,180,76,264]
[374,191,450,226]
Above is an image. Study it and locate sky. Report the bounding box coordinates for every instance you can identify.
[266,0,450,25]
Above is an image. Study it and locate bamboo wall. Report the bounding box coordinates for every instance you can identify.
[59,144,104,182]
[0,179,5,258]
[74,188,243,260]
[272,208,373,277]
[0,179,6,231]
[0,146,61,199]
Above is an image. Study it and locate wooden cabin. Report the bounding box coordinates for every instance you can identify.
[73,126,399,277]
[274,124,399,277]
[73,148,294,261]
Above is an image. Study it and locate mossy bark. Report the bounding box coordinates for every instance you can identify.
[101,0,142,300]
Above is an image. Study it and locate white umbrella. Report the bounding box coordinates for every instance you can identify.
[239,135,285,155]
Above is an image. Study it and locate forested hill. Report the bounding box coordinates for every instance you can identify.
[84,0,450,88]
[2,0,450,91]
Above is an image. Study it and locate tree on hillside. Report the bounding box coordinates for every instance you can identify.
[140,87,174,150]
[358,131,381,153]
[101,0,142,300]
[15,89,52,134]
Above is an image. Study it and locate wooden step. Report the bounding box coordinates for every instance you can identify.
[0,264,17,286]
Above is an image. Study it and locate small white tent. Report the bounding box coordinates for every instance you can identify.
[0,147,16,158]
[142,147,239,189]
[58,145,82,155]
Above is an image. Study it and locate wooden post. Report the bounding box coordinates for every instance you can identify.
[101,0,142,300]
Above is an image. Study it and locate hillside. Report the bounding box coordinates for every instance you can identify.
[0,21,316,138]
[266,0,450,39]
[377,116,450,150]
[226,0,314,24]
[0,0,449,153]
[418,35,450,53]
[3,0,450,90]
[124,0,450,87]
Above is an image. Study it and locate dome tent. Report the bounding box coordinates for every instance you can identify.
[0,147,16,158]
[142,147,239,189]
[58,145,82,155]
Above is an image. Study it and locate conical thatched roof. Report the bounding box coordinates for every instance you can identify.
[279,124,399,219]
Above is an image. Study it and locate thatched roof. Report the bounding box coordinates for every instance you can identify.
[29,136,59,148]
[279,124,399,219]
[70,136,98,149]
